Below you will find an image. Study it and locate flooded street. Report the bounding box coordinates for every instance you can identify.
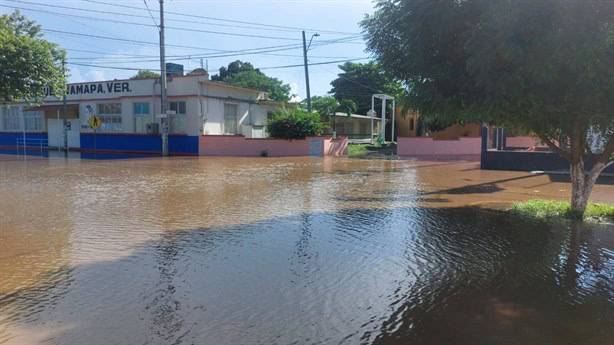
[1,155,613,344]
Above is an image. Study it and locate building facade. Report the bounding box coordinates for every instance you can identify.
[0,73,281,155]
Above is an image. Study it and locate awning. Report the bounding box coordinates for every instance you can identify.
[23,104,79,112]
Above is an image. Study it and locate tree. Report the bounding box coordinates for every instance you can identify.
[130,70,160,79]
[211,60,257,81]
[211,60,292,102]
[329,61,403,114]
[222,70,292,102]
[267,108,326,139]
[312,96,357,135]
[362,0,614,214]
[0,11,66,104]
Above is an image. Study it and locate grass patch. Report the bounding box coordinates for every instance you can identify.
[348,143,396,158]
[348,144,369,157]
[511,199,614,222]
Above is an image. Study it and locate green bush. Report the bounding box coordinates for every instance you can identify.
[267,108,326,139]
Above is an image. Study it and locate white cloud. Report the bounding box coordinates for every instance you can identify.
[86,70,106,81]
[68,68,85,83]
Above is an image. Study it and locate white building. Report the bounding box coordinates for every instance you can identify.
[0,72,283,155]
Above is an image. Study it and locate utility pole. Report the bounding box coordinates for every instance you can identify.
[159,0,168,156]
[62,57,68,153]
[302,31,312,113]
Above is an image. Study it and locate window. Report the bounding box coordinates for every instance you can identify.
[97,103,122,132]
[2,106,21,130]
[224,103,238,134]
[410,119,415,131]
[133,102,150,133]
[168,101,186,134]
[24,111,44,131]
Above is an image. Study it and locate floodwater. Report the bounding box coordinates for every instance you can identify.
[1,155,613,345]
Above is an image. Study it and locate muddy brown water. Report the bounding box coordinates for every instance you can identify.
[1,155,613,344]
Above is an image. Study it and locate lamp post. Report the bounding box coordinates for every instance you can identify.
[302,32,319,113]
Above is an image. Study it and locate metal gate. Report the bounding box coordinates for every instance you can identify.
[309,138,323,157]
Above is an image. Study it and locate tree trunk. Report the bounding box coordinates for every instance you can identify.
[569,154,609,214]
[569,159,590,213]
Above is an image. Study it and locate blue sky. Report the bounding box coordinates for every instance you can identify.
[1,0,375,101]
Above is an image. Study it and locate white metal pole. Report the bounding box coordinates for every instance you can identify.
[21,108,26,157]
[57,109,61,151]
[381,98,386,142]
[370,95,374,144]
[392,99,396,143]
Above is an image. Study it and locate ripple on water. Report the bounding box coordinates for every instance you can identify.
[0,156,613,345]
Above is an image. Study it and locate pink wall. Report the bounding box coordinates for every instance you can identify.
[397,136,482,155]
[199,135,348,157]
[324,137,348,156]
[506,136,547,148]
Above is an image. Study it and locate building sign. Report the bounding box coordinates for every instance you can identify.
[67,82,133,95]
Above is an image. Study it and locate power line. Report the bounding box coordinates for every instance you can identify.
[6,0,345,35]
[45,29,361,60]
[6,4,310,41]
[142,0,158,28]
[67,58,371,72]
[315,63,384,93]
[81,0,360,35]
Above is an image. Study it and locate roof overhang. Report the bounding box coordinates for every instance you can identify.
[23,104,79,112]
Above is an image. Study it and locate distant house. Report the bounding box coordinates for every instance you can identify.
[394,106,481,140]
[323,112,383,141]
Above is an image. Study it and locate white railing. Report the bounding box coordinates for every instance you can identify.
[16,138,49,156]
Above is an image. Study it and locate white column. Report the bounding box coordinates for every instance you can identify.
[380,98,386,142]
[370,95,374,144]
[392,99,396,143]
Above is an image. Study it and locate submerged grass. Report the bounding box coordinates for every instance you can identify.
[348,143,396,158]
[511,199,614,222]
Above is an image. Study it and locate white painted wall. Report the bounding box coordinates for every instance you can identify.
[10,75,283,137]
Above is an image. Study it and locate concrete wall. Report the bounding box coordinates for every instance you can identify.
[199,135,348,157]
[0,132,47,148]
[397,136,482,155]
[79,133,198,155]
[324,137,348,156]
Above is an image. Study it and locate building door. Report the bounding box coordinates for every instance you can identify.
[47,119,80,148]
[67,119,80,148]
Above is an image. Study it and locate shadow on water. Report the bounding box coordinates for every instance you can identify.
[1,206,612,345]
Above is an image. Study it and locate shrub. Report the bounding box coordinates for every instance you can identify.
[267,108,326,140]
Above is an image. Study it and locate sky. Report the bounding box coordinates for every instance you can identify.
[0,0,376,101]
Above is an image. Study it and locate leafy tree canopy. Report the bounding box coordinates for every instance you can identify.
[312,96,357,133]
[211,60,292,102]
[211,60,257,81]
[222,70,292,102]
[130,70,160,79]
[329,61,403,115]
[362,0,614,212]
[0,10,66,104]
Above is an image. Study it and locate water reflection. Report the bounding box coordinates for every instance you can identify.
[0,156,612,344]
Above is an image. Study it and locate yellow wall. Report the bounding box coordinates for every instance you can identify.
[395,106,481,139]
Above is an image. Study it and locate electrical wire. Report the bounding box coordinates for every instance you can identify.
[67,58,371,72]
[81,0,360,35]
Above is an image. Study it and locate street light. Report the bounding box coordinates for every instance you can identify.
[302,32,319,113]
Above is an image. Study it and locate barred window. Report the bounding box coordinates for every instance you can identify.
[97,103,122,132]
[168,101,186,134]
[2,106,21,130]
[24,111,44,131]
[133,102,150,133]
